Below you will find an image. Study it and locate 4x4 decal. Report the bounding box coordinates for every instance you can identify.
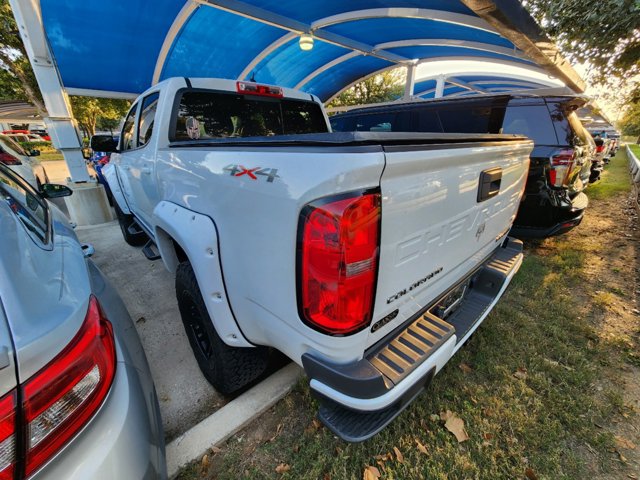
[223,164,280,183]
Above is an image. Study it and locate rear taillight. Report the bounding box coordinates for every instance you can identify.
[0,153,21,166]
[22,295,116,477]
[548,149,575,188]
[298,191,381,335]
[595,145,605,153]
[0,392,16,480]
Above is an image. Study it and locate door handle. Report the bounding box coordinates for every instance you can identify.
[477,167,502,202]
[142,167,152,175]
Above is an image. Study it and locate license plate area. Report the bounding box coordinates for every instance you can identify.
[430,278,471,320]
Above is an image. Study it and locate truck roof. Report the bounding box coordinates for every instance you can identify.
[144,76,320,104]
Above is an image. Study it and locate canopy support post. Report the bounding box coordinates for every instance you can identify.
[9,0,90,183]
[435,75,446,98]
[403,64,416,100]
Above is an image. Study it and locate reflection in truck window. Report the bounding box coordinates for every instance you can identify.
[173,91,327,140]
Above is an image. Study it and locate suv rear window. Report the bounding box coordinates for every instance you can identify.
[172,91,327,141]
[502,105,558,145]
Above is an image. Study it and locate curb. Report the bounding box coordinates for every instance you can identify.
[166,363,303,478]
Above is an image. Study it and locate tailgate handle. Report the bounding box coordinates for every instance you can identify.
[477,167,502,202]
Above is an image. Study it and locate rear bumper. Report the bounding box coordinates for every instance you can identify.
[511,191,588,238]
[303,237,523,442]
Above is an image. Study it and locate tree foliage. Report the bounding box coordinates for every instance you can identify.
[619,101,640,136]
[70,96,130,138]
[0,0,45,114]
[524,0,640,84]
[327,69,405,108]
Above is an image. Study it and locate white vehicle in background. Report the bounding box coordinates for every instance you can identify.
[0,134,48,189]
[93,76,532,442]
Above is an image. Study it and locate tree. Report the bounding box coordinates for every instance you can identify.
[0,0,46,114]
[524,0,640,86]
[70,96,130,138]
[619,101,640,136]
[327,68,406,108]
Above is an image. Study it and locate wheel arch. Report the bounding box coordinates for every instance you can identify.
[152,201,253,348]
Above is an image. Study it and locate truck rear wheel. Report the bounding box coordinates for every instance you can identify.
[114,202,148,246]
[175,261,268,395]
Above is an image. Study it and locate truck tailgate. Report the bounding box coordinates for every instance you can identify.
[368,140,532,347]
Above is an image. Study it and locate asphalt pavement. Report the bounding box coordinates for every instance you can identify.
[75,221,226,441]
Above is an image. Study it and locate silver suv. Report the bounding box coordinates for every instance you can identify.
[0,165,166,479]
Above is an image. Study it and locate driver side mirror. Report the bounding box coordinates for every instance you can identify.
[41,183,73,199]
[90,135,118,153]
[29,149,40,157]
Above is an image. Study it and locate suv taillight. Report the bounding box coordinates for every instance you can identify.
[0,152,21,166]
[0,297,115,478]
[23,295,115,476]
[548,149,575,188]
[0,392,16,480]
[298,191,381,335]
[0,296,116,479]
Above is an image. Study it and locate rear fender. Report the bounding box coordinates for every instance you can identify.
[152,201,252,348]
[102,163,131,214]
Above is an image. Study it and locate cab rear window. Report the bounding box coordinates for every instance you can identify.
[172,91,327,141]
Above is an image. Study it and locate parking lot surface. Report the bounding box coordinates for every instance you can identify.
[76,221,225,440]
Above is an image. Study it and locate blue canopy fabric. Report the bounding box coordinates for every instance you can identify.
[40,0,560,101]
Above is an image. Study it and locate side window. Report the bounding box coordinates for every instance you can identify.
[0,168,48,244]
[412,108,442,132]
[438,106,494,133]
[354,112,398,132]
[121,103,138,151]
[137,93,160,147]
[503,105,558,145]
[329,115,355,132]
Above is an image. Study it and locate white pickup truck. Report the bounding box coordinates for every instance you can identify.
[93,77,532,442]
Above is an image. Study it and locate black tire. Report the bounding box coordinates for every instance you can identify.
[113,202,148,246]
[175,261,268,395]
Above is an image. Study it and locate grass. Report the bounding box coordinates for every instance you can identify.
[38,151,64,162]
[587,147,632,201]
[179,152,634,480]
[36,146,64,162]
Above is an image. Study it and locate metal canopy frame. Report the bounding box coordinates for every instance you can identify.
[10,0,89,182]
[15,0,586,181]
[37,0,583,101]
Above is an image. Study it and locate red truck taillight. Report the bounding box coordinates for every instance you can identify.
[298,191,381,335]
[0,296,116,478]
[548,149,575,188]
